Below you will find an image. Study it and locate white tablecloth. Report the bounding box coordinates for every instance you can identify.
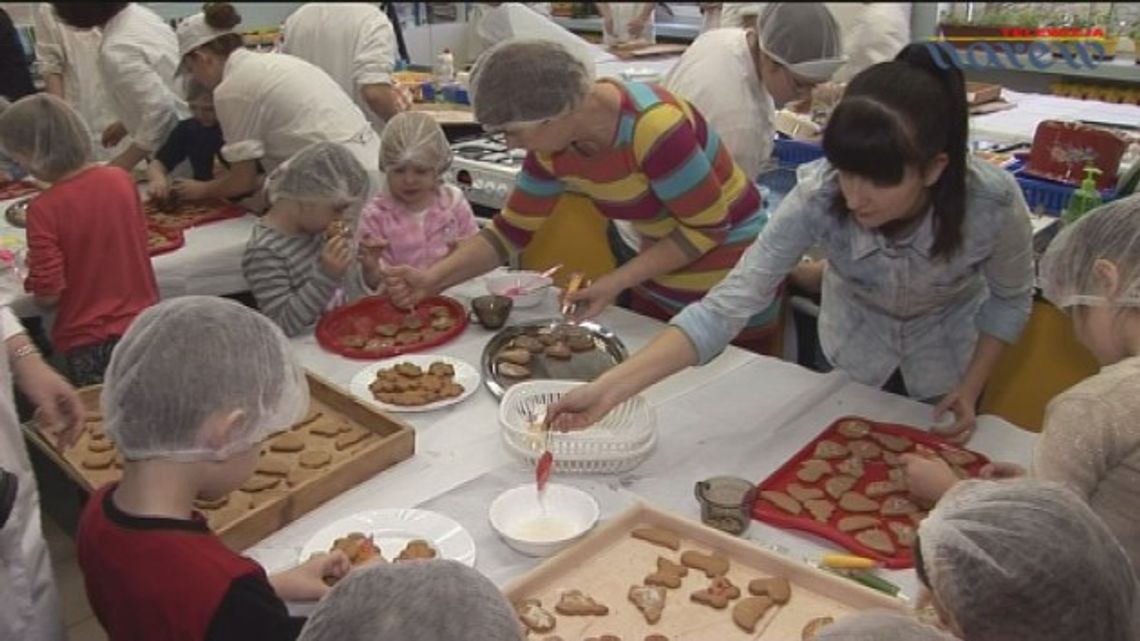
[971,90,1140,144]
[248,268,1039,608]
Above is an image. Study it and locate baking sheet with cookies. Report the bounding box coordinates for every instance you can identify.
[752,417,990,569]
[315,295,468,360]
[504,504,903,641]
[24,371,415,551]
[143,199,245,231]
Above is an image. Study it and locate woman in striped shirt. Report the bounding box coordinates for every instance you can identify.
[382,39,781,353]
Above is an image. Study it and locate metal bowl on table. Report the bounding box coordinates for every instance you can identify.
[5,197,32,228]
[480,319,628,399]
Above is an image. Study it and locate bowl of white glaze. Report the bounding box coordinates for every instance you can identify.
[484,271,554,309]
[489,483,599,557]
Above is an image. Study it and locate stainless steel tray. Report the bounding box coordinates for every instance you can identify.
[481,319,628,399]
[5,197,31,228]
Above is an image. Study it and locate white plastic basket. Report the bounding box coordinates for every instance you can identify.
[498,380,656,473]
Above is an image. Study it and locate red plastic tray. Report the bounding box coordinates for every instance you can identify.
[144,199,245,231]
[0,180,40,201]
[752,416,990,569]
[146,226,185,257]
[315,295,468,360]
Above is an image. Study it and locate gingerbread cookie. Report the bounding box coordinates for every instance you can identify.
[269,432,305,453]
[748,577,791,604]
[855,528,895,554]
[847,440,882,459]
[566,334,594,352]
[824,475,857,500]
[194,495,229,510]
[87,439,114,453]
[837,419,871,439]
[940,447,978,466]
[760,490,802,516]
[310,420,344,438]
[804,499,835,523]
[680,550,729,578]
[836,456,864,478]
[255,457,290,477]
[837,515,879,532]
[813,440,849,459]
[498,363,531,379]
[240,475,281,493]
[631,526,680,551]
[335,429,369,451]
[645,556,688,589]
[516,599,556,633]
[880,496,918,516]
[299,450,332,469]
[802,617,835,640]
[797,459,832,482]
[838,492,879,513]
[428,361,455,377]
[81,450,115,470]
[785,483,824,502]
[865,480,904,498]
[555,590,608,616]
[396,539,437,561]
[286,466,318,488]
[628,585,665,624]
[870,431,912,452]
[496,348,532,365]
[733,596,774,633]
[888,521,917,547]
[544,343,572,360]
[690,576,740,609]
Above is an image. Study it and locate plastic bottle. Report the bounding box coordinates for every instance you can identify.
[1062,166,1104,225]
[434,49,455,84]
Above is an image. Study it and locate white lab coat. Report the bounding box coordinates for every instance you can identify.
[32,4,122,161]
[602,2,656,46]
[0,308,64,641]
[664,28,774,181]
[831,3,911,83]
[465,3,607,66]
[215,48,380,179]
[281,3,397,132]
[719,3,762,29]
[97,3,187,153]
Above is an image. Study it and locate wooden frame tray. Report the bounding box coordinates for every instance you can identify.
[504,503,903,641]
[24,371,415,551]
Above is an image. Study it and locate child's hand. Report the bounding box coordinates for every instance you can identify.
[380,263,434,309]
[270,551,351,602]
[101,121,127,148]
[171,178,210,202]
[358,235,388,290]
[979,461,1026,480]
[320,236,353,280]
[900,452,960,504]
[148,175,171,203]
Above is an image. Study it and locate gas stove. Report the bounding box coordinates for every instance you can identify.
[445,134,526,210]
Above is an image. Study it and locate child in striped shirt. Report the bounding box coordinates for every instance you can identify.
[357,112,478,273]
[242,142,376,337]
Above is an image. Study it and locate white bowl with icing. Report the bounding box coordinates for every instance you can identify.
[489,483,599,557]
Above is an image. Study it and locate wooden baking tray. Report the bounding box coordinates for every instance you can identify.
[504,504,904,640]
[24,371,415,551]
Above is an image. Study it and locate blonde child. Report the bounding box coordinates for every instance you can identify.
[0,94,158,386]
[77,297,351,640]
[904,195,1140,574]
[242,141,375,337]
[357,112,478,274]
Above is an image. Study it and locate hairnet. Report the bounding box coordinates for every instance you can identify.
[297,560,524,641]
[0,94,92,182]
[815,611,957,641]
[265,142,371,207]
[917,479,1136,641]
[102,296,308,462]
[380,112,453,172]
[470,39,595,129]
[757,3,845,82]
[1039,195,1140,309]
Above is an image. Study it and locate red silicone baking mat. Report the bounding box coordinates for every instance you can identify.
[0,180,40,201]
[144,199,245,231]
[752,416,990,569]
[316,295,468,360]
[146,226,185,257]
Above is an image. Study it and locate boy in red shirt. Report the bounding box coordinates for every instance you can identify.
[0,94,158,386]
[78,296,350,641]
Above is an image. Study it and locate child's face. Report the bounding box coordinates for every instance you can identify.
[297,201,352,235]
[386,164,438,206]
[189,100,217,127]
[1070,305,1134,366]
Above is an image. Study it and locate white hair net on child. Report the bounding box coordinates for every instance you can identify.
[379,112,453,172]
[757,3,845,82]
[265,141,371,206]
[0,93,92,182]
[916,479,1137,641]
[102,296,308,462]
[1039,195,1140,309]
[815,611,957,641]
[470,39,595,129]
[297,560,524,641]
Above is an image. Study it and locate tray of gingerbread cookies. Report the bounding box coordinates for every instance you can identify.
[504,503,903,641]
[0,179,40,201]
[481,319,628,399]
[143,198,246,231]
[751,416,990,569]
[23,370,415,551]
[315,295,469,360]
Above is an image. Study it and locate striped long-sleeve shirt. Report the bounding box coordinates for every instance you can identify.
[483,80,767,309]
[242,221,371,337]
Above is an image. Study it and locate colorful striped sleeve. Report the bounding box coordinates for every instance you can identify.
[631,97,750,258]
[482,153,566,259]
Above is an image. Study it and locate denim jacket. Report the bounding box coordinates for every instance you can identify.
[673,157,1035,400]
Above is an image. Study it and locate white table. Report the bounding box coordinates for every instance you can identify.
[971,90,1140,144]
[249,268,1039,607]
[0,191,256,319]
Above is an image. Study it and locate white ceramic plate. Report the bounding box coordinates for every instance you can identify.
[349,354,481,413]
[299,508,476,566]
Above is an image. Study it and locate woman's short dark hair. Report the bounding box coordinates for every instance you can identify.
[822,43,969,259]
[196,2,244,57]
[51,3,128,29]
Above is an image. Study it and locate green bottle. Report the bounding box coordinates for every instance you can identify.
[1062,166,1103,226]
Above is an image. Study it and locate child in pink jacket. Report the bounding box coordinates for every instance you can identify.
[358,113,478,273]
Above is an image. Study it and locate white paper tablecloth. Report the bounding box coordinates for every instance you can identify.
[971,90,1140,143]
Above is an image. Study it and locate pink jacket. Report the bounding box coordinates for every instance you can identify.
[356,184,480,270]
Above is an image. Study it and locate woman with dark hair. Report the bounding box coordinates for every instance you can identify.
[49,2,186,171]
[175,2,379,202]
[547,44,1035,442]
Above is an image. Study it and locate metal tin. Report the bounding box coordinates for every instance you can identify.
[480,319,628,399]
[695,476,757,536]
[4,197,32,228]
